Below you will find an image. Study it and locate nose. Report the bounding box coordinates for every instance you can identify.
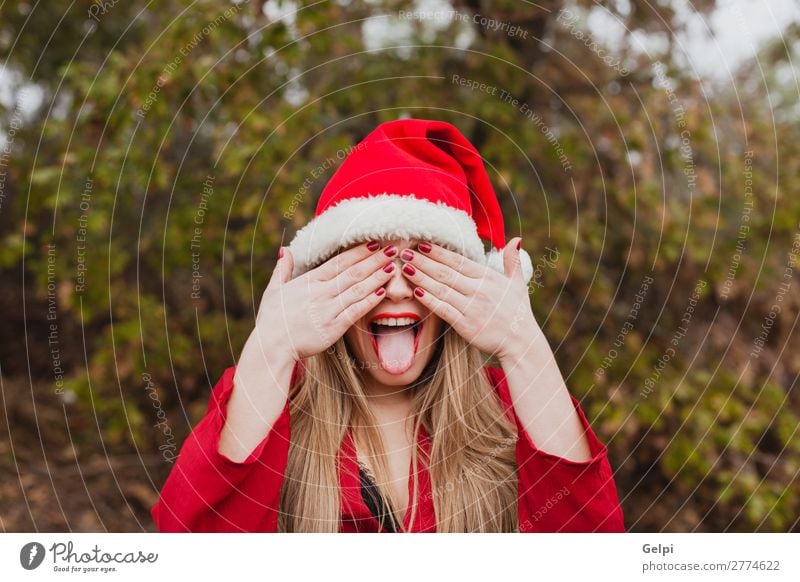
[384,257,414,301]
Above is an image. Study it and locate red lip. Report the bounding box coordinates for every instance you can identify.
[368,312,421,324]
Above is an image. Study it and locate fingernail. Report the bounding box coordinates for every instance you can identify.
[403,264,416,276]
[414,287,425,298]
[278,247,284,259]
[384,245,398,257]
[383,262,395,273]
[516,239,522,251]
[367,241,380,252]
[418,242,432,253]
[401,249,414,262]
[375,287,386,296]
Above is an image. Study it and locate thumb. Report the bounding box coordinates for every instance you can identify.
[269,246,294,287]
[502,237,523,280]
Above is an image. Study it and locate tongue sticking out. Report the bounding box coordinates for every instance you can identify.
[373,325,417,374]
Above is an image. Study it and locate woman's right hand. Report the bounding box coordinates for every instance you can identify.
[220,241,397,462]
[253,240,398,361]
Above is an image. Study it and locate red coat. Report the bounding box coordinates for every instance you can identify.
[152,365,625,532]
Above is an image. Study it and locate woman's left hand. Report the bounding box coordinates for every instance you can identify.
[400,238,539,363]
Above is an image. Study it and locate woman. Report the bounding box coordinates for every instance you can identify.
[151,119,625,533]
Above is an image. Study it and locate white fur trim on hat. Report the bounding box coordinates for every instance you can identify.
[287,193,533,283]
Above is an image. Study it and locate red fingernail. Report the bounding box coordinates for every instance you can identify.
[384,245,398,257]
[414,287,425,298]
[418,242,432,253]
[402,264,416,276]
[367,241,380,252]
[375,287,386,296]
[278,247,284,259]
[401,249,414,262]
[383,262,395,273]
[516,239,522,250]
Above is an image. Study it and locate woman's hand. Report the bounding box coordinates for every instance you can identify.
[398,238,539,363]
[221,241,398,462]
[254,241,399,361]
[399,240,593,462]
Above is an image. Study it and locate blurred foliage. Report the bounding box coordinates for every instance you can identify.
[0,0,798,531]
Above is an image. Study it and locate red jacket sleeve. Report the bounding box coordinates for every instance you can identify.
[151,364,297,532]
[485,366,626,532]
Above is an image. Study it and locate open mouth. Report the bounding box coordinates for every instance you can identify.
[367,313,423,373]
[368,320,423,351]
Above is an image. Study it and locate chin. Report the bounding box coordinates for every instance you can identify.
[367,366,424,386]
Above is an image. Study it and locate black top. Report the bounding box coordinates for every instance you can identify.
[358,463,400,532]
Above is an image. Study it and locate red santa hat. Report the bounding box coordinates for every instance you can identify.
[287,118,533,283]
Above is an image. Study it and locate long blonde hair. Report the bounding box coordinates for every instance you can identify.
[278,325,518,532]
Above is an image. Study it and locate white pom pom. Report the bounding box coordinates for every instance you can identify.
[485,246,533,284]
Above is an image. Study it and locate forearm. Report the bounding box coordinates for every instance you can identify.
[218,330,296,462]
[498,325,592,462]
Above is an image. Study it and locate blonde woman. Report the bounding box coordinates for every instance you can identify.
[152,119,625,532]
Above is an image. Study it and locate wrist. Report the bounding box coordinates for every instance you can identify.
[497,321,547,367]
[238,328,297,376]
